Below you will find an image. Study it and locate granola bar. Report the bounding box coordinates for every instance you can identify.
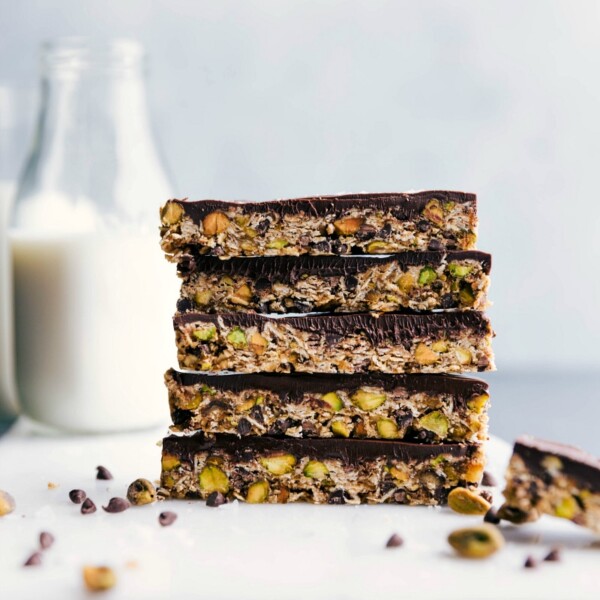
[166,370,490,443]
[160,433,486,505]
[176,251,491,314]
[160,191,477,260]
[174,311,495,374]
[499,436,600,533]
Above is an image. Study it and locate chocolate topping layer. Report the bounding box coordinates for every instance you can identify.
[163,433,478,465]
[173,311,492,346]
[172,191,476,223]
[167,369,488,401]
[514,436,600,493]
[177,251,492,279]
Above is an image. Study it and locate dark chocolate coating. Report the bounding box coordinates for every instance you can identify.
[167,370,488,401]
[173,311,492,346]
[514,436,600,493]
[163,433,479,466]
[177,251,492,279]
[171,191,476,223]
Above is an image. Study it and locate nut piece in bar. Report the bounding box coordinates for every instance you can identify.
[159,433,486,506]
[175,251,491,315]
[174,311,495,374]
[499,436,600,533]
[166,370,490,443]
[159,191,478,260]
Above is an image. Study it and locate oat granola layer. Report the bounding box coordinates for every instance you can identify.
[160,191,477,260]
[174,311,495,374]
[166,370,490,443]
[499,436,600,533]
[176,251,491,314]
[160,433,485,505]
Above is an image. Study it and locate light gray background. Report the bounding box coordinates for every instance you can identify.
[1,0,599,450]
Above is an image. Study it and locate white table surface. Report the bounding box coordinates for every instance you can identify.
[0,421,599,600]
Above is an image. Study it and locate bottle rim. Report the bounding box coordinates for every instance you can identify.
[40,37,145,71]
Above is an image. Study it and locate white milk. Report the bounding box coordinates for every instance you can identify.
[11,228,177,432]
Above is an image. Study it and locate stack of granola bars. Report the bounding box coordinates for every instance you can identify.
[158,191,494,505]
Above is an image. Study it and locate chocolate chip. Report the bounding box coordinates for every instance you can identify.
[345,275,358,291]
[379,223,393,238]
[480,490,493,504]
[483,507,501,524]
[69,489,86,504]
[158,511,177,527]
[427,238,443,251]
[380,480,396,495]
[23,552,42,567]
[102,497,130,513]
[81,498,97,514]
[210,245,225,256]
[256,219,270,234]
[301,421,318,436]
[355,225,377,240]
[393,490,407,504]
[249,405,264,424]
[441,293,457,309]
[206,491,227,507]
[237,418,252,436]
[96,466,113,480]
[331,241,348,254]
[39,532,54,550]
[386,533,404,548]
[328,489,348,505]
[291,301,313,313]
[524,555,537,569]
[544,548,561,562]
[312,240,331,253]
[268,419,291,435]
[297,234,311,247]
[417,220,430,233]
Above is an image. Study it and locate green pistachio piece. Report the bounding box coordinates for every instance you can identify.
[554,496,579,520]
[226,327,247,348]
[321,392,343,412]
[194,325,217,342]
[459,282,475,306]
[448,263,472,278]
[176,394,201,410]
[330,420,351,438]
[366,241,392,253]
[376,418,399,439]
[418,411,449,438]
[259,453,297,476]
[418,266,437,285]
[161,454,181,471]
[199,465,230,494]
[467,393,489,413]
[448,525,504,559]
[194,290,213,306]
[0,490,16,517]
[246,480,270,503]
[161,201,184,225]
[267,238,289,249]
[351,389,386,411]
[448,487,491,515]
[303,461,329,480]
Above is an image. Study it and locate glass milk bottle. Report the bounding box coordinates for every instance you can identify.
[11,39,177,432]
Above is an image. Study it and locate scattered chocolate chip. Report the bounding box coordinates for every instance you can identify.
[331,241,348,254]
[483,507,501,524]
[312,240,331,253]
[482,471,498,487]
[39,532,55,550]
[249,405,264,424]
[96,466,113,480]
[379,223,393,238]
[393,490,407,504]
[524,555,537,569]
[497,505,530,524]
[255,219,270,234]
[81,498,97,514]
[158,511,177,527]
[386,533,404,548]
[417,220,430,233]
[237,418,252,436]
[102,498,130,513]
[254,277,270,292]
[69,489,86,504]
[328,489,348,505]
[480,490,493,504]
[24,552,42,566]
[544,548,561,562]
[440,293,457,309]
[210,245,225,257]
[206,491,227,507]
[345,275,358,291]
[427,238,443,251]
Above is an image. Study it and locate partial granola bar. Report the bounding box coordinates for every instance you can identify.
[174,311,495,374]
[499,436,600,533]
[166,370,490,443]
[176,251,491,314]
[160,433,486,505]
[160,191,477,260]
